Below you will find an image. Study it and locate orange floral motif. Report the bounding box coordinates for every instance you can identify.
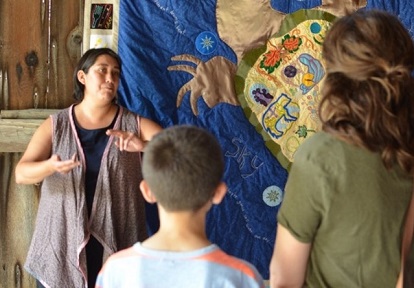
[260,48,283,73]
[264,49,282,67]
[260,34,303,74]
[282,35,302,52]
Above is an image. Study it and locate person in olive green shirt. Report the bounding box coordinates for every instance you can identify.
[270,9,414,288]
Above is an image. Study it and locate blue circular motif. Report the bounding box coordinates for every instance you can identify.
[310,22,322,34]
[262,185,283,207]
[195,31,217,55]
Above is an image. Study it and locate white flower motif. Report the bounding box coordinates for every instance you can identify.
[201,35,214,50]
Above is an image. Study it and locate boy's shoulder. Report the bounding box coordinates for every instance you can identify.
[198,246,265,286]
[199,246,260,275]
[106,245,139,262]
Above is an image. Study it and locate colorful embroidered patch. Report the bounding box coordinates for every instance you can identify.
[90,4,113,29]
[235,9,336,169]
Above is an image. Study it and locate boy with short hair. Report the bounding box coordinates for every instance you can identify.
[95,125,265,288]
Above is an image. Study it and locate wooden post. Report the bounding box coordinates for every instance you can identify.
[0,0,81,286]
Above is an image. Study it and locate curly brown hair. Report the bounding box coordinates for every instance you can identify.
[319,9,414,173]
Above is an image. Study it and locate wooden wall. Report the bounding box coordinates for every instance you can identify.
[0,1,83,287]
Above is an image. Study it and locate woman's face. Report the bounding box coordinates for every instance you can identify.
[78,54,121,103]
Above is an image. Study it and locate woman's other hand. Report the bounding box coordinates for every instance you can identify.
[49,153,81,174]
[106,129,146,152]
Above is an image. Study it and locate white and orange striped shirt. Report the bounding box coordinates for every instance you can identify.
[95,243,265,288]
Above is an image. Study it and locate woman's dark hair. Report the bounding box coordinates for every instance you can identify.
[73,48,122,100]
[319,9,414,173]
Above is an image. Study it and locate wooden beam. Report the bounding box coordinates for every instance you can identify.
[1,109,60,119]
[0,109,59,152]
[0,119,43,152]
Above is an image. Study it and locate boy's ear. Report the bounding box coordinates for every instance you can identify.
[140,180,157,204]
[77,70,86,85]
[211,182,227,205]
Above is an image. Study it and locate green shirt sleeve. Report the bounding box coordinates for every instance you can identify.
[277,135,331,243]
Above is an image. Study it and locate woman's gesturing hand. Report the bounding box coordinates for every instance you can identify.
[106,129,146,152]
[49,153,81,174]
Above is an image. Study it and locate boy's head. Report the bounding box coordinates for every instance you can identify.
[141,125,225,212]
